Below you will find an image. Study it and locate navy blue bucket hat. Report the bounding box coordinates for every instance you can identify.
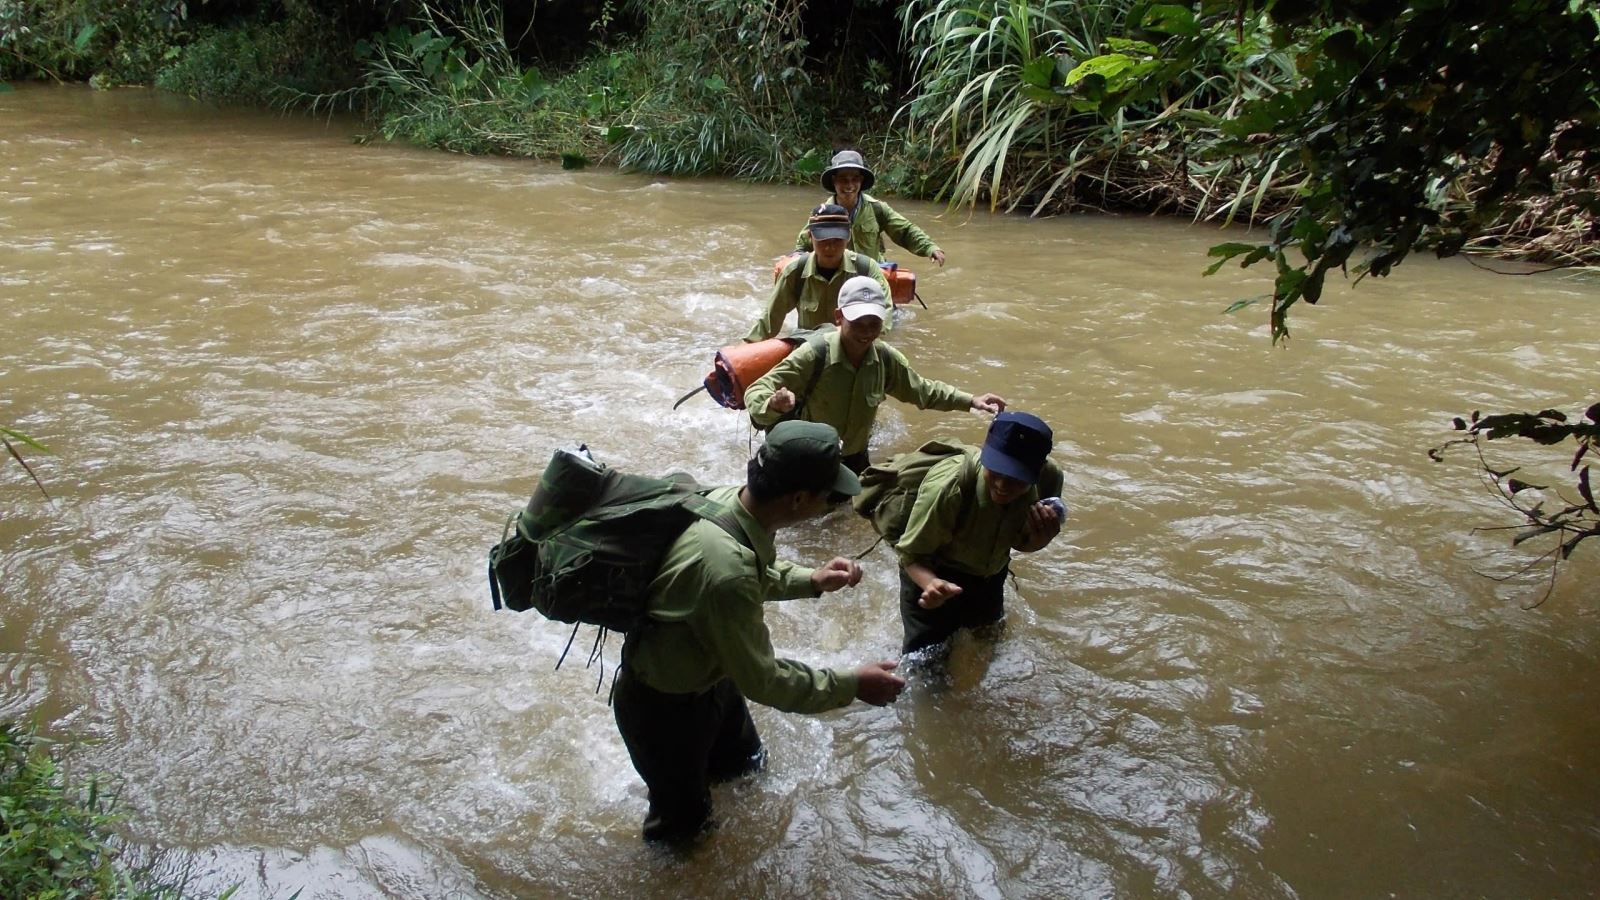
[981,412,1053,484]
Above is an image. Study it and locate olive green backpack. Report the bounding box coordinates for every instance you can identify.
[488,446,748,676]
[851,439,979,547]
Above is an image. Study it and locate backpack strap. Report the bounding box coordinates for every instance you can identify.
[684,493,765,592]
[954,449,980,527]
[705,507,754,552]
[853,251,875,277]
[851,445,976,561]
[682,491,756,552]
[784,249,874,296]
[778,333,831,424]
[783,251,809,298]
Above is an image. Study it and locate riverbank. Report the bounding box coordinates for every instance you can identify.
[4,1,1594,270]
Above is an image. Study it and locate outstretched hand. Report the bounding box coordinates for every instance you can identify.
[854,661,905,706]
[919,578,963,609]
[768,387,797,413]
[930,249,947,267]
[970,393,1007,415]
[811,557,864,594]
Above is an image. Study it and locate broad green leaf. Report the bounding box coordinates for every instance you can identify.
[1020,56,1055,89]
[793,149,826,176]
[1320,28,1361,64]
[1105,37,1160,56]
[1274,267,1307,303]
[1141,4,1200,36]
[1019,84,1066,105]
[1204,243,1262,276]
[1302,265,1329,304]
[1207,241,1260,258]
[1066,54,1134,86]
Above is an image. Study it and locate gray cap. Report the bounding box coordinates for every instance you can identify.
[837,275,887,322]
[822,150,876,192]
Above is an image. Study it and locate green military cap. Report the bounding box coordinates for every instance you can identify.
[760,421,862,496]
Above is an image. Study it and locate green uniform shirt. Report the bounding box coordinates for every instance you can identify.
[793,192,942,261]
[745,249,892,342]
[895,449,1065,577]
[744,331,974,456]
[624,486,859,712]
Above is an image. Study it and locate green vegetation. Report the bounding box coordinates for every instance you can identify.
[899,0,1296,217]
[1430,405,1600,604]
[1078,1,1599,339]
[3,424,50,497]
[340,0,885,180]
[1066,0,1599,593]
[1,721,184,897]
[3,0,1592,280]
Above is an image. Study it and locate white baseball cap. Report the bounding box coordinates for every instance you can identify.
[837,275,887,322]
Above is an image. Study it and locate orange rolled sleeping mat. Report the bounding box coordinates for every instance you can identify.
[699,333,809,410]
[771,252,919,306]
[672,327,830,412]
[671,254,926,413]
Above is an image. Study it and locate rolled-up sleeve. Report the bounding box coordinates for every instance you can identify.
[744,344,818,429]
[878,201,941,259]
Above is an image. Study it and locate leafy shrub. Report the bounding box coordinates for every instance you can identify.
[0,721,184,897]
[154,12,352,105]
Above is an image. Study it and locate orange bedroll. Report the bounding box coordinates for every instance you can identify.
[702,334,807,410]
[771,252,917,306]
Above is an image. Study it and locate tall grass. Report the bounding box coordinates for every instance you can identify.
[899,0,1300,218]
[325,0,837,181]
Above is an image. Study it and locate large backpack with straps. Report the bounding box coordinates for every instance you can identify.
[851,439,980,547]
[488,446,748,642]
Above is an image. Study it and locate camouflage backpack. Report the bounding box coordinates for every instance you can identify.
[488,447,748,667]
[851,439,979,547]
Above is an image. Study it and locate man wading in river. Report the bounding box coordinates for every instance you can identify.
[893,412,1065,658]
[794,149,947,267]
[746,202,892,342]
[613,421,905,844]
[744,276,1006,474]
